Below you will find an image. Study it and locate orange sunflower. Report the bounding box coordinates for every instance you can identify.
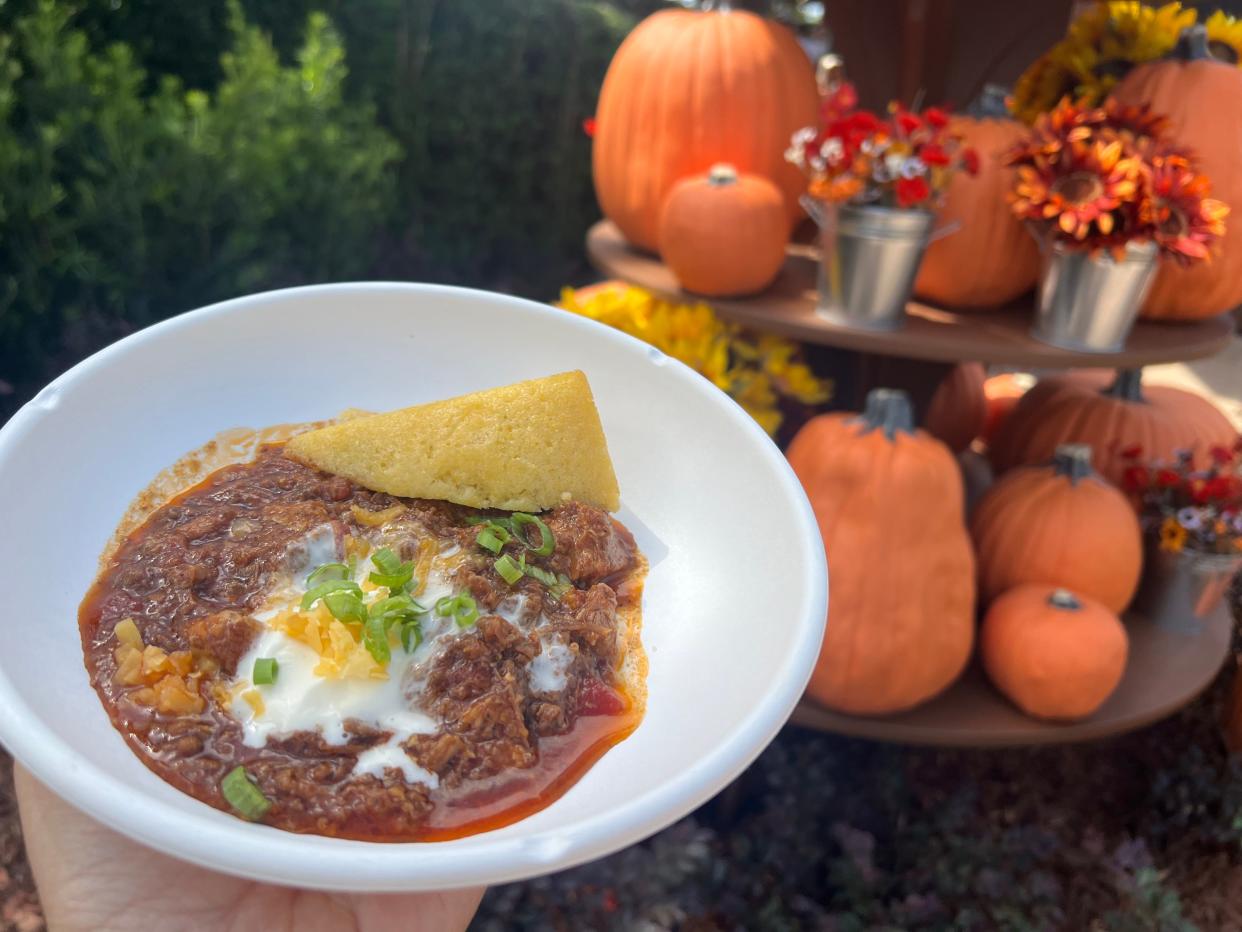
[1010,131,1141,242]
[1142,157,1229,264]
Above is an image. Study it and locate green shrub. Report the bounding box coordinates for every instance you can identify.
[0,1,398,409]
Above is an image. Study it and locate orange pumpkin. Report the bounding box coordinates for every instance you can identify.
[971,443,1142,613]
[592,4,818,251]
[787,388,975,715]
[658,164,787,297]
[981,585,1128,721]
[914,117,1041,308]
[1112,26,1242,321]
[989,368,1237,485]
[980,372,1036,448]
[925,362,987,452]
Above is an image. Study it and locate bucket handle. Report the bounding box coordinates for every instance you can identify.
[800,194,960,241]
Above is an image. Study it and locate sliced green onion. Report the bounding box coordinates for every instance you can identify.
[370,547,402,575]
[368,548,415,590]
[305,562,349,588]
[433,593,479,628]
[400,619,422,653]
[221,766,271,822]
[453,594,479,628]
[252,657,278,685]
[524,563,558,587]
[301,578,362,612]
[369,567,414,590]
[476,525,510,554]
[548,573,574,601]
[363,613,391,664]
[494,553,523,585]
[323,589,367,624]
[511,513,555,557]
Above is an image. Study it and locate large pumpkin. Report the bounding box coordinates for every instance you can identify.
[989,368,1237,485]
[592,4,818,252]
[972,444,1143,613]
[914,117,1041,308]
[925,362,987,452]
[787,388,975,715]
[1112,26,1242,321]
[981,585,1128,721]
[658,164,787,297]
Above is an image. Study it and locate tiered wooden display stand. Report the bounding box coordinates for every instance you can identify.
[589,219,1237,747]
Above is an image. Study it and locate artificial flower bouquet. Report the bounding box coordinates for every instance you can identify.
[1005,97,1227,261]
[1122,438,1242,555]
[786,80,979,210]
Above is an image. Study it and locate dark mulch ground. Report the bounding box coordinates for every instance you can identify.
[5,589,1242,931]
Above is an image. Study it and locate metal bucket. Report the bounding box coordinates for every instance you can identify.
[1031,239,1159,353]
[1132,545,1242,632]
[802,199,937,331]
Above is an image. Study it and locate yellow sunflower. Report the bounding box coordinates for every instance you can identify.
[1012,1,1196,123]
[555,284,831,435]
[1204,10,1242,66]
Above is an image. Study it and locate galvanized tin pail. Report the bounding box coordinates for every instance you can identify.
[1132,544,1242,632]
[1031,239,1159,353]
[802,198,940,331]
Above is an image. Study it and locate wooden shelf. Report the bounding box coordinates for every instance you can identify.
[787,606,1232,747]
[587,220,1234,369]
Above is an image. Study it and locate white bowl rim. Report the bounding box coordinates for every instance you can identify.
[0,282,827,891]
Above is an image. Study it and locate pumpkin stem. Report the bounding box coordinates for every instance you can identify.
[853,388,916,441]
[965,83,1011,120]
[1048,588,1082,611]
[1052,443,1095,484]
[1103,368,1145,403]
[1174,24,1215,63]
[707,163,739,186]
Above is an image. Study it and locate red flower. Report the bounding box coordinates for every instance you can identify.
[847,111,882,135]
[1202,475,1239,502]
[924,106,950,129]
[1121,465,1150,492]
[1120,444,1143,460]
[920,142,951,167]
[1211,445,1235,465]
[1156,468,1181,488]
[894,109,922,136]
[602,889,619,913]
[961,148,980,175]
[895,175,931,207]
[582,117,597,138]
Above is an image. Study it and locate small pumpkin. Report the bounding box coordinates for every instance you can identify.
[972,443,1143,613]
[658,164,788,297]
[1112,25,1242,321]
[989,368,1237,486]
[925,362,987,452]
[980,372,1036,448]
[914,116,1041,308]
[981,585,1128,721]
[787,388,975,715]
[593,3,818,251]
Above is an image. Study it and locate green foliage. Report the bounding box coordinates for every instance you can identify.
[0,1,397,404]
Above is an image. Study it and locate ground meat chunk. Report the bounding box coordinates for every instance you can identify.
[412,616,541,785]
[544,583,620,668]
[545,502,636,584]
[185,610,260,674]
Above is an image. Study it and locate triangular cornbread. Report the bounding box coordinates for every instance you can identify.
[285,371,620,512]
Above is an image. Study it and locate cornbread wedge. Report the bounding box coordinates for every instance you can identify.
[285,371,621,512]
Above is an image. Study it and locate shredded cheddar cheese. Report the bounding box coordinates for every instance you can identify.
[269,605,387,681]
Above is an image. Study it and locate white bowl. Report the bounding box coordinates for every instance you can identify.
[0,283,826,891]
